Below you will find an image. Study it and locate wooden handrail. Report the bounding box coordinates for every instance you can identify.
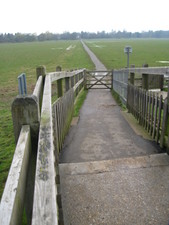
[0,125,31,225]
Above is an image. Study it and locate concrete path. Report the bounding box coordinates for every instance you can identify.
[60,154,169,225]
[59,41,169,224]
[59,89,160,163]
[81,40,106,70]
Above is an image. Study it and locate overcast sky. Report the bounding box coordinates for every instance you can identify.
[0,0,169,34]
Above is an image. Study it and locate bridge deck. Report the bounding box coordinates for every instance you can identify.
[59,89,169,225]
[59,89,160,163]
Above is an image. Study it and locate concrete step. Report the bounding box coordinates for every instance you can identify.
[59,153,169,225]
[59,153,169,176]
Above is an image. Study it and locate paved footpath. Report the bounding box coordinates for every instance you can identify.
[59,41,169,225]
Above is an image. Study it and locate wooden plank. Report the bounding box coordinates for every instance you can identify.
[133,86,137,118]
[150,92,155,135]
[130,84,134,114]
[152,93,158,139]
[52,103,59,159]
[57,79,63,97]
[0,125,31,225]
[65,77,70,92]
[136,87,139,120]
[145,91,148,129]
[142,90,146,126]
[140,89,143,125]
[156,95,163,143]
[73,78,84,92]
[135,86,139,118]
[147,91,151,132]
[160,98,168,148]
[60,98,64,146]
[63,93,67,136]
[138,88,142,124]
[57,100,62,152]
[32,75,58,225]
[33,75,43,109]
[50,69,85,82]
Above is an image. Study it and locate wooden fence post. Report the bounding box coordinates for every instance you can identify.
[56,66,63,97]
[142,74,149,90]
[111,70,114,90]
[11,69,45,224]
[130,64,135,85]
[84,70,87,90]
[130,72,135,85]
[166,83,169,153]
[74,73,77,95]
[11,95,40,224]
[36,66,46,84]
[65,77,70,92]
[56,66,62,71]
[11,96,40,145]
[71,75,75,88]
[160,81,169,150]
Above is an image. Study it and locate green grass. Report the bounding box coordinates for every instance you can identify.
[84,39,169,69]
[111,89,126,110]
[0,40,94,200]
[74,88,88,117]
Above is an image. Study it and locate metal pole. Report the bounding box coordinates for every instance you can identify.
[127,51,129,68]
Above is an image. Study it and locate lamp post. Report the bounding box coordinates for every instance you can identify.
[124,46,132,68]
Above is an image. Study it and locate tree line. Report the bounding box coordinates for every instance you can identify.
[0,30,169,43]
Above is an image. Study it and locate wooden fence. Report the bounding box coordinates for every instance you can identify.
[126,67,169,149]
[113,67,169,104]
[127,83,168,148]
[0,67,85,225]
[53,88,74,159]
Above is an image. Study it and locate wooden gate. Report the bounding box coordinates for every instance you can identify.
[85,70,112,89]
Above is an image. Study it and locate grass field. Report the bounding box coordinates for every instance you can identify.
[1,39,169,200]
[84,39,169,69]
[0,40,94,199]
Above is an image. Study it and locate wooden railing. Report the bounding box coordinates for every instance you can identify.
[0,72,43,225]
[32,68,84,225]
[0,125,31,225]
[0,67,85,225]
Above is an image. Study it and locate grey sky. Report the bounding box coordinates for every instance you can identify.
[0,0,169,34]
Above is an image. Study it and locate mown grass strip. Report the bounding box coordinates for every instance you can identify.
[74,88,88,117]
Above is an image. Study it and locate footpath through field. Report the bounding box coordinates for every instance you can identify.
[59,41,169,224]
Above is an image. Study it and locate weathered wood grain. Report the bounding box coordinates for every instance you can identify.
[32,75,58,225]
[0,125,31,225]
[156,95,163,143]
[160,98,168,148]
[152,94,158,139]
[33,75,43,105]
